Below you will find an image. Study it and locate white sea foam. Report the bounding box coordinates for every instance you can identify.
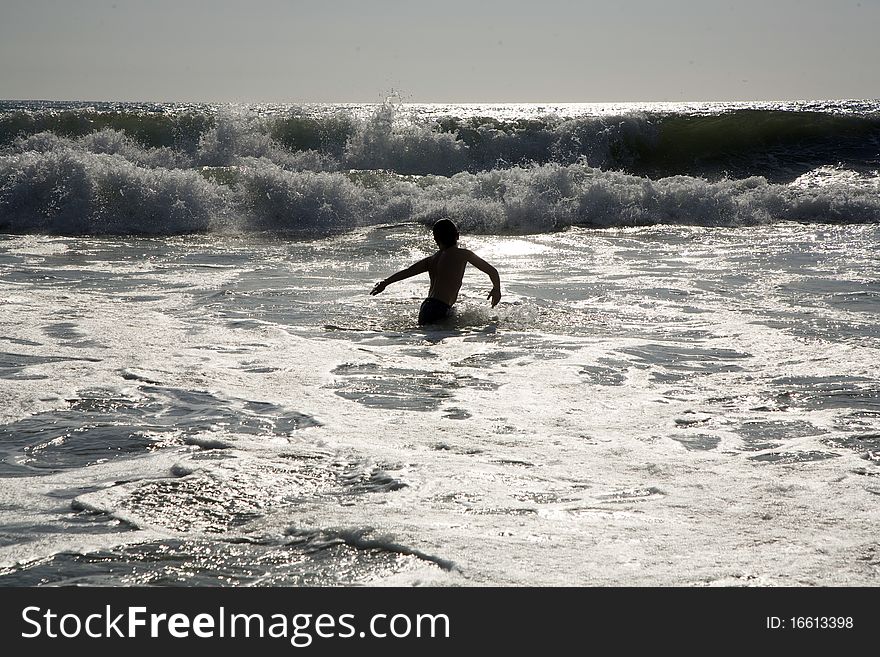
[2,104,880,586]
[3,100,879,235]
[4,145,880,235]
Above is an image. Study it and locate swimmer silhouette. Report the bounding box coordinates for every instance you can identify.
[370,219,501,325]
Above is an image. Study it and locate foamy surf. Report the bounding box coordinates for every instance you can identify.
[1,215,879,586]
[2,98,879,586]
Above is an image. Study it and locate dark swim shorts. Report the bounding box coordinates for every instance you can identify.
[418,297,452,325]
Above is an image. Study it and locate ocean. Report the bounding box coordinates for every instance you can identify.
[0,99,879,586]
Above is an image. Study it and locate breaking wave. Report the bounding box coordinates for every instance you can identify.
[1,101,878,235]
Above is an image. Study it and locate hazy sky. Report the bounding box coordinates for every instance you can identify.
[1,0,878,102]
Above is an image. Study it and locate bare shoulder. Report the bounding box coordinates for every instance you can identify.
[410,252,437,273]
[463,248,488,265]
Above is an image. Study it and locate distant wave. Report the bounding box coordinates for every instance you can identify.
[1,102,879,235]
[3,103,879,178]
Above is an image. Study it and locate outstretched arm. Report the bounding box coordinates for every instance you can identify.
[370,256,433,295]
[466,251,501,307]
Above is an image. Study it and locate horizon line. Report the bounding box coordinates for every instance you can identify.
[2,96,877,105]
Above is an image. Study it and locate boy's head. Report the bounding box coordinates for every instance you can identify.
[432,218,459,248]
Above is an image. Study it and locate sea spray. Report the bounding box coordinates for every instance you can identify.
[2,100,879,235]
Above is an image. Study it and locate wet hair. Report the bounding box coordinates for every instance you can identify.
[432,218,459,247]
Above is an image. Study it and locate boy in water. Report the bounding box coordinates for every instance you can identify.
[370,219,501,325]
